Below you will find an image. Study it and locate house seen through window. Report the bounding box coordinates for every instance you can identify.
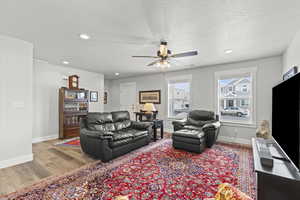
[217,74,253,124]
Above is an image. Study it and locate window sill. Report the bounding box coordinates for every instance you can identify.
[221,121,257,128]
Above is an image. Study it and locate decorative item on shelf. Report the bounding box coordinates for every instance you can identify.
[68,75,79,89]
[139,90,161,104]
[283,66,298,80]
[256,120,271,139]
[90,91,98,102]
[77,91,86,99]
[104,91,108,104]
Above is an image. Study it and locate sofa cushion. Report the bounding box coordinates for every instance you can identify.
[89,123,116,132]
[86,112,113,125]
[183,125,202,131]
[172,135,205,145]
[127,129,148,138]
[114,120,131,131]
[109,138,133,148]
[109,138,132,148]
[173,129,204,139]
[112,131,134,141]
[188,110,215,121]
[112,111,130,122]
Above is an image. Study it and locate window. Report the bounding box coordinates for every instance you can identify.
[167,76,191,119]
[215,68,256,125]
[242,84,248,92]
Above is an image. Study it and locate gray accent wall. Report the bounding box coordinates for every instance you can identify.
[105,56,282,144]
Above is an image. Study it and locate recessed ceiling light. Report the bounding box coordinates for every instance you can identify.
[115,72,120,76]
[62,61,69,65]
[79,33,90,40]
[224,49,233,54]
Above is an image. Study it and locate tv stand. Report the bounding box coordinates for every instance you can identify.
[252,138,300,200]
[272,156,291,162]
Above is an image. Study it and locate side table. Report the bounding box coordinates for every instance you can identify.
[152,120,164,141]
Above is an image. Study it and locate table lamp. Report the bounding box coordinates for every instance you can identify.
[143,103,156,113]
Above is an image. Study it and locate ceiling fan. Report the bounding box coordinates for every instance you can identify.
[132,40,198,68]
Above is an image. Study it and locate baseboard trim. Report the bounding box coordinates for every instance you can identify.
[32,135,58,144]
[0,154,33,169]
[218,136,251,145]
[164,128,173,133]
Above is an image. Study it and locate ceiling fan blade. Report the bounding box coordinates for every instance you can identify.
[170,51,198,58]
[147,60,161,66]
[168,58,194,68]
[132,56,159,58]
[167,59,181,66]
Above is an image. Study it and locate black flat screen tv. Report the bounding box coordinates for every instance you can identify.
[272,73,300,169]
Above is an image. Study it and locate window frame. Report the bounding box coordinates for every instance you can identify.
[166,75,192,119]
[242,84,248,92]
[214,67,257,126]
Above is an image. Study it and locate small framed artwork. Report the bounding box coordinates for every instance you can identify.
[104,91,108,104]
[283,66,298,80]
[139,90,161,104]
[90,91,98,102]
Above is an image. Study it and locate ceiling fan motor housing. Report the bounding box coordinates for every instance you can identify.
[158,41,170,58]
[160,41,167,45]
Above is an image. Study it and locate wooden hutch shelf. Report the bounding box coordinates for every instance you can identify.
[59,87,89,139]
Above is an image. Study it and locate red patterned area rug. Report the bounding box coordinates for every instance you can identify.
[54,137,81,147]
[1,139,256,200]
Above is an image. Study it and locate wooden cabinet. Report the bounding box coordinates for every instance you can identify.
[59,87,89,139]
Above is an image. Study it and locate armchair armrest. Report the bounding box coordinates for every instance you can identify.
[202,121,221,132]
[172,118,187,126]
[131,121,153,130]
[202,121,221,148]
[80,128,113,140]
[172,118,187,131]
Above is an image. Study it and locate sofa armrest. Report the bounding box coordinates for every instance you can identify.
[80,128,113,140]
[131,121,153,130]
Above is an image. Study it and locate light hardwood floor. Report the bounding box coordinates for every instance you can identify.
[0,139,96,196]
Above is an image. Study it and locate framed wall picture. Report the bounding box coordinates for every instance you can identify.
[139,90,161,104]
[104,91,108,104]
[90,91,98,102]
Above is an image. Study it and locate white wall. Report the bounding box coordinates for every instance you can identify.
[105,56,282,144]
[0,35,33,168]
[33,60,104,142]
[283,30,300,74]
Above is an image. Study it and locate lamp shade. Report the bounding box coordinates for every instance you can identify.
[143,103,156,112]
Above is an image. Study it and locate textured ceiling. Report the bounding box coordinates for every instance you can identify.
[0,0,300,79]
